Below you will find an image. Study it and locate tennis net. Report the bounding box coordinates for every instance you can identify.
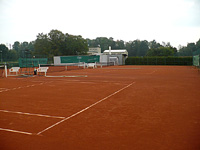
[39,62,86,73]
[96,62,115,67]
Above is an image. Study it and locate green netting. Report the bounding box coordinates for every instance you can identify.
[193,55,200,66]
[60,55,100,63]
[7,62,19,68]
[19,58,48,68]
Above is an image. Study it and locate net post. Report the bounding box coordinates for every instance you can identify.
[95,62,97,68]
[4,63,7,78]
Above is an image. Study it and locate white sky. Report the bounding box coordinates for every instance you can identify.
[0,0,200,48]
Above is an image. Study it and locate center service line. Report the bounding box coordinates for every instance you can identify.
[37,81,135,135]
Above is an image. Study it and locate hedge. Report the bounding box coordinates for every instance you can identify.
[125,56,193,66]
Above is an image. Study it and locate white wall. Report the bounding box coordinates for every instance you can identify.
[54,56,61,65]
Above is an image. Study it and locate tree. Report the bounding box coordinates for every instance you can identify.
[64,34,88,55]
[187,43,197,52]
[34,29,88,58]
[146,47,174,56]
[34,33,51,56]
[48,29,65,56]
[28,41,35,52]
[196,39,200,49]
[149,40,162,49]
[125,40,149,56]
[13,41,20,52]
[87,37,113,52]
[137,40,149,56]
[0,44,9,62]
[177,46,192,56]
[177,41,198,56]
[115,40,125,49]
[96,37,110,52]
[7,50,18,61]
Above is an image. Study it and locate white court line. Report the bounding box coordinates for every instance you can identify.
[145,70,157,75]
[0,82,48,93]
[37,81,135,135]
[0,110,65,119]
[0,128,33,135]
[0,89,10,92]
[46,75,88,78]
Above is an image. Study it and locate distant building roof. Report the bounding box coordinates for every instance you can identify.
[104,50,127,53]
[103,49,128,55]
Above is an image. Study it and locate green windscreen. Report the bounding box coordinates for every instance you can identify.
[60,55,100,63]
[193,55,200,66]
[19,58,48,67]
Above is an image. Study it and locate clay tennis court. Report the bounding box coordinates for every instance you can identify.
[0,65,200,150]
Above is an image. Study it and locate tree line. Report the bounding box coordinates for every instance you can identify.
[87,38,200,57]
[0,29,200,62]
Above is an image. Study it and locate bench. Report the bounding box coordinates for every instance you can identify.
[87,63,97,69]
[9,67,20,75]
[37,67,49,76]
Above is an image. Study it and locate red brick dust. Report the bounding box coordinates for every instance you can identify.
[0,66,200,150]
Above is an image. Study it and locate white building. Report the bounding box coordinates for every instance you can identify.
[103,49,128,56]
[88,47,101,55]
[102,48,128,65]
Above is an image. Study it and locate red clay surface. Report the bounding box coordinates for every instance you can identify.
[0,65,200,150]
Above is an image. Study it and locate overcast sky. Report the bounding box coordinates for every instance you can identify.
[0,0,200,48]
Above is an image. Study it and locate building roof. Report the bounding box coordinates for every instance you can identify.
[103,49,127,53]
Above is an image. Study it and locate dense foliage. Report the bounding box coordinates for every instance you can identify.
[34,30,88,58]
[0,29,199,62]
[87,38,199,57]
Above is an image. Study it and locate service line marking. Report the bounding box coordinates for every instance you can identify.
[0,81,52,93]
[0,128,33,135]
[145,70,157,75]
[0,110,65,119]
[37,81,135,135]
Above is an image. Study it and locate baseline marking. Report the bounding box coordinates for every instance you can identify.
[0,128,33,135]
[37,81,135,135]
[0,110,65,119]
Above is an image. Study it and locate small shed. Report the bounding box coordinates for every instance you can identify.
[102,49,128,65]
